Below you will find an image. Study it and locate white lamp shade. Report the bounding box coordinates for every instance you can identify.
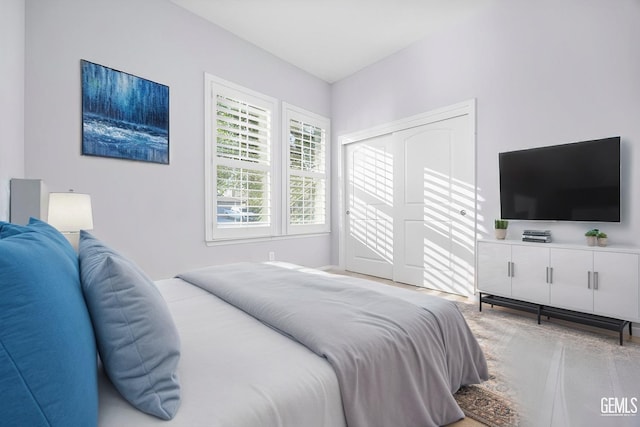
[47,192,94,232]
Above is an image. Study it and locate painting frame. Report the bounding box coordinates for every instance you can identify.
[81,60,170,164]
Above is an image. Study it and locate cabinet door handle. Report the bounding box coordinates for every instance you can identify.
[549,267,553,284]
[507,261,514,277]
[510,262,514,277]
[594,271,599,290]
[587,271,591,289]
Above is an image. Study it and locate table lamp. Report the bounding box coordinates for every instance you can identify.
[47,191,93,250]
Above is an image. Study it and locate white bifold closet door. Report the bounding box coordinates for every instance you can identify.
[344,108,475,296]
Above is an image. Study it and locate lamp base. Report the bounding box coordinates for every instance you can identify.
[61,232,80,251]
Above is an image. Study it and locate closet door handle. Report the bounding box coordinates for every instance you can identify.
[587,271,591,289]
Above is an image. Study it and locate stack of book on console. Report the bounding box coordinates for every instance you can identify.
[522,230,552,243]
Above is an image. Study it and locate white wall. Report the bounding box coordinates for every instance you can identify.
[24,0,640,276]
[24,0,332,278]
[0,0,26,220]
[331,0,640,263]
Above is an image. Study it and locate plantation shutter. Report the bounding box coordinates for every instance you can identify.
[285,105,330,234]
[211,84,275,239]
[204,75,330,242]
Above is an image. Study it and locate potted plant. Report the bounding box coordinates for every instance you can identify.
[585,229,599,246]
[494,219,508,240]
[597,232,608,247]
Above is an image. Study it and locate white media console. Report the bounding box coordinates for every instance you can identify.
[477,239,639,344]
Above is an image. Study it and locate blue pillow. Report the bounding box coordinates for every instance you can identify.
[0,218,98,427]
[78,231,181,420]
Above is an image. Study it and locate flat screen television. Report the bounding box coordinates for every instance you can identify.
[499,136,620,222]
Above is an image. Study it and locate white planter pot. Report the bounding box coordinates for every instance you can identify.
[495,228,507,240]
[598,237,608,247]
[586,236,597,246]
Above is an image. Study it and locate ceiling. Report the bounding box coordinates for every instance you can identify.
[170,0,494,83]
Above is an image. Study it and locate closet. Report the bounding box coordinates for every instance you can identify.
[342,101,476,296]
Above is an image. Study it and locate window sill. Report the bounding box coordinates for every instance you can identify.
[205,232,331,247]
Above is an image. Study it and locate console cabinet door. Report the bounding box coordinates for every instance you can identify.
[593,252,639,320]
[511,245,550,304]
[549,248,593,312]
[477,242,511,296]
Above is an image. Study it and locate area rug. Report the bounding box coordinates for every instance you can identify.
[452,301,521,426]
[455,384,518,427]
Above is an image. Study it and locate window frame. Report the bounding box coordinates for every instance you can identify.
[205,73,279,241]
[204,74,330,243]
[283,103,331,235]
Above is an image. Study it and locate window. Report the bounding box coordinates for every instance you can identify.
[205,75,277,240]
[205,75,330,242]
[284,104,330,234]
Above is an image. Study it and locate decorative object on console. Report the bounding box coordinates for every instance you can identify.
[47,191,93,249]
[494,219,508,240]
[585,228,599,246]
[522,229,552,243]
[81,60,169,164]
[597,232,608,247]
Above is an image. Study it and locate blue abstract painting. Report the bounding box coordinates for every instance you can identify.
[81,60,169,164]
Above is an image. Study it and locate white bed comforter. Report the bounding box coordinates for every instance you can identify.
[178,262,489,427]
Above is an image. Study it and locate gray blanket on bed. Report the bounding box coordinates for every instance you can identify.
[178,263,488,427]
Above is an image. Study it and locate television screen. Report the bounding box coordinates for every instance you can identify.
[499,137,620,222]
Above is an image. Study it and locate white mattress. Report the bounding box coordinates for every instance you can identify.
[97,278,347,427]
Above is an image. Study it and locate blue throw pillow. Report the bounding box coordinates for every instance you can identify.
[0,218,98,427]
[78,231,181,420]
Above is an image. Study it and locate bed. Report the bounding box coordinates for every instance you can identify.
[0,219,488,427]
[99,262,489,427]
